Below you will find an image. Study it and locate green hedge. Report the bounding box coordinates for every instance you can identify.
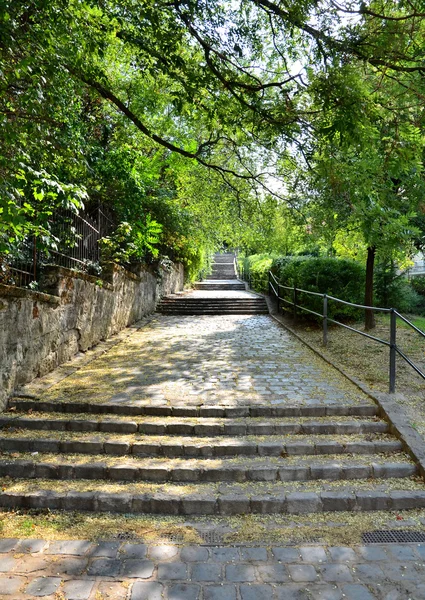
[411,275,425,297]
[241,254,274,292]
[273,256,365,320]
[242,253,365,321]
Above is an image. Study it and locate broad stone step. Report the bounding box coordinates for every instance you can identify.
[2,481,425,514]
[194,283,246,290]
[0,432,403,457]
[158,311,269,315]
[0,415,389,435]
[159,299,266,303]
[8,399,380,418]
[0,455,416,483]
[213,257,236,263]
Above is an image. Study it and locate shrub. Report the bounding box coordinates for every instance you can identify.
[241,253,274,292]
[271,256,365,321]
[375,262,425,314]
[411,275,425,297]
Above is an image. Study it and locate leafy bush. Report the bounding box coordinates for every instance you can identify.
[411,275,425,297]
[272,256,365,321]
[241,254,274,292]
[99,217,162,264]
[243,253,366,320]
[375,262,425,314]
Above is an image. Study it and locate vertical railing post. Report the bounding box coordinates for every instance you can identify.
[323,294,328,346]
[293,286,297,321]
[277,284,280,314]
[268,271,271,296]
[389,308,396,393]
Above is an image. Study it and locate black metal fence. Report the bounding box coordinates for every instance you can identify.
[1,207,113,288]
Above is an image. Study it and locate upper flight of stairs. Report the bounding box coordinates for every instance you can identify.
[206,252,237,280]
[196,251,245,290]
[0,397,424,515]
[157,252,267,314]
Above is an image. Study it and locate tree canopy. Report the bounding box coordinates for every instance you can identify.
[1,0,425,291]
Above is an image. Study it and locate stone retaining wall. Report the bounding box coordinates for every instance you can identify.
[0,262,184,409]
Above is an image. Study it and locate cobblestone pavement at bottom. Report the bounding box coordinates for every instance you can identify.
[0,538,425,599]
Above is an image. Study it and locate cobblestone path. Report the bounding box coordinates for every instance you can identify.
[33,314,370,407]
[1,538,425,599]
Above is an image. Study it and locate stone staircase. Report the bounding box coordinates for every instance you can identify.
[206,252,238,280]
[157,252,267,314]
[0,397,424,515]
[195,252,246,290]
[157,296,269,315]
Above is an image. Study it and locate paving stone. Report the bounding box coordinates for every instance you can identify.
[0,575,26,595]
[182,494,217,514]
[180,546,209,562]
[74,463,107,479]
[239,547,268,561]
[89,541,120,558]
[308,585,342,599]
[357,545,389,561]
[52,557,88,576]
[239,584,274,600]
[191,563,222,581]
[288,564,318,582]
[225,564,256,582]
[328,546,357,562]
[46,540,93,555]
[109,464,138,480]
[415,545,425,559]
[63,579,95,600]
[287,492,322,513]
[271,547,301,562]
[157,562,188,580]
[16,539,48,554]
[147,544,179,560]
[341,584,376,600]
[275,585,311,599]
[278,467,309,481]
[257,564,289,582]
[96,492,133,513]
[382,563,420,581]
[355,491,391,511]
[0,539,18,553]
[250,494,286,513]
[320,564,354,582]
[120,559,155,578]
[16,556,47,574]
[63,492,95,511]
[386,544,418,561]
[87,558,121,577]
[0,557,18,572]
[354,563,385,582]
[25,576,62,596]
[210,547,240,562]
[131,581,164,600]
[97,581,128,600]
[299,546,327,563]
[204,584,237,600]
[167,583,201,600]
[151,493,181,514]
[321,491,356,511]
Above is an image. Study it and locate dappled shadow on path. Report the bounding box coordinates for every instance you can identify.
[37,314,368,408]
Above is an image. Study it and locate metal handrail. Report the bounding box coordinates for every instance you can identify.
[241,267,425,393]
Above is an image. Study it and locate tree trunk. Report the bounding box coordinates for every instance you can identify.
[365,246,376,330]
